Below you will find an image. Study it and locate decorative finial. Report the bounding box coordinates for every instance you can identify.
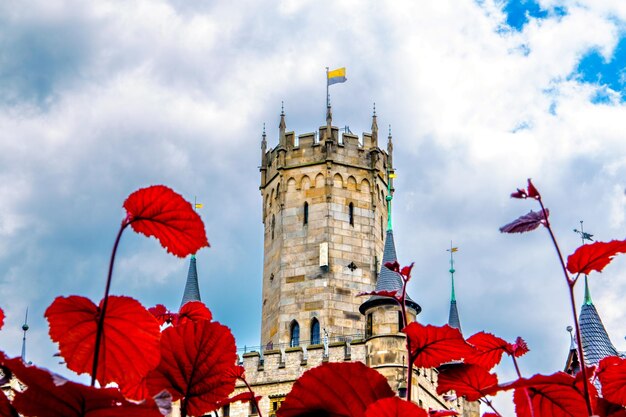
[373,102,376,116]
[263,122,266,136]
[583,275,593,305]
[279,103,286,146]
[281,101,284,116]
[21,307,29,363]
[388,124,392,138]
[446,244,459,302]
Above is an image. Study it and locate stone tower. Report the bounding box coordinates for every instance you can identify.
[259,105,392,348]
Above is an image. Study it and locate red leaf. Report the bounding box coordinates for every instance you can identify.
[507,336,530,358]
[505,371,597,417]
[483,414,499,417]
[124,185,209,258]
[429,410,459,417]
[428,408,459,417]
[216,392,262,408]
[176,301,213,326]
[511,188,528,199]
[400,263,414,277]
[146,320,238,416]
[364,397,427,417]
[384,261,400,272]
[404,322,473,368]
[148,304,176,325]
[0,390,17,417]
[2,356,162,417]
[277,362,395,417]
[597,356,626,406]
[0,307,4,331]
[596,398,626,417]
[466,332,509,370]
[45,295,161,389]
[566,240,626,275]
[500,209,549,234]
[527,178,540,199]
[437,363,498,401]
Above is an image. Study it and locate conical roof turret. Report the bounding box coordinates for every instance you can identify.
[578,276,618,366]
[180,255,201,308]
[359,229,420,314]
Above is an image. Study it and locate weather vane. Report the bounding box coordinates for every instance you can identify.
[573,220,593,244]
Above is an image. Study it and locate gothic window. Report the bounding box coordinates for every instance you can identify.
[398,310,403,332]
[303,202,309,225]
[290,320,300,347]
[310,318,320,345]
[365,313,373,338]
[271,214,275,240]
[223,404,230,417]
[349,202,354,226]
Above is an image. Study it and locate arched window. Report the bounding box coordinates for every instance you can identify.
[290,320,300,347]
[271,214,275,240]
[310,318,320,345]
[349,202,354,226]
[303,202,309,226]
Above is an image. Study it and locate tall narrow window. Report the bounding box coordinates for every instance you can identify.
[271,214,275,240]
[349,202,354,226]
[380,216,384,240]
[311,318,320,345]
[290,320,300,347]
[365,313,373,338]
[303,202,309,225]
[223,404,230,417]
[250,401,258,415]
[398,310,404,332]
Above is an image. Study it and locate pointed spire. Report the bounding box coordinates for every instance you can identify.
[279,102,286,148]
[359,229,420,315]
[371,102,378,136]
[386,166,393,231]
[180,255,201,308]
[261,123,267,167]
[21,307,29,363]
[583,275,592,305]
[387,124,394,167]
[447,244,462,332]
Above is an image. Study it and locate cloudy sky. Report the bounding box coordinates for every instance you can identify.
[1,0,626,410]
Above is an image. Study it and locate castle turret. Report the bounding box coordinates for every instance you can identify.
[180,255,201,308]
[259,107,392,348]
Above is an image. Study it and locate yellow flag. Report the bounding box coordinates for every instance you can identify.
[449,247,459,252]
[389,172,397,178]
[195,203,204,209]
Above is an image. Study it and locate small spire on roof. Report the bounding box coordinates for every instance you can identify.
[279,102,286,148]
[583,275,593,306]
[371,102,378,138]
[446,244,462,332]
[180,255,201,308]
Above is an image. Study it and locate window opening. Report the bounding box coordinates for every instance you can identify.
[365,313,373,338]
[304,202,309,225]
[290,321,300,347]
[311,318,320,344]
[349,202,354,226]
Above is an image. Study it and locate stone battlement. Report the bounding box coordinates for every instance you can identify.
[237,340,367,386]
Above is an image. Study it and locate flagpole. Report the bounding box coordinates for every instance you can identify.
[325,67,329,109]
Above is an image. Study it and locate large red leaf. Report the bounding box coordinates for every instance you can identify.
[277,362,395,417]
[364,397,427,417]
[176,301,212,326]
[148,304,176,326]
[505,371,597,417]
[124,185,209,258]
[145,320,238,416]
[466,332,509,370]
[403,322,473,368]
[566,240,626,275]
[1,356,161,417]
[45,295,161,389]
[500,209,549,234]
[436,363,498,401]
[596,398,626,417]
[597,356,626,406]
[0,307,4,330]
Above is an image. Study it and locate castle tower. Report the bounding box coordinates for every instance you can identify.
[259,106,391,348]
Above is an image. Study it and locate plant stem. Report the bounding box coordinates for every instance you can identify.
[512,356,535,417]
[537,198,593,416]
[241,376,263,417]
[480,398,502,417]
[90,220,129,386]
[398,274,413,403]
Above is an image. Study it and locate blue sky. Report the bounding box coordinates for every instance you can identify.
[1,0,626,413]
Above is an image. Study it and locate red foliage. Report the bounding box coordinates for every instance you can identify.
[500,209,549,234]
[364,397,427,417]
[504,371,597,417]
[2,356,161,417]
[596,398,626,417]
[566,240,626,275]
[403,322,473,368]
[527,179,540,199]
[0,307,4,331]
[145,320,238,416]
[384,261,400,272]
[436,363,498,401]
[148,304,176,325]
[0,391,17,417]
[216,392,262,408]
[124,185,209,258]
[482,414,499,417]
[45,295,161,389]
[506,336,530,358]
[597,356,626,406]
[176,301,213,326]
[277,362,395,417]
[357,290,399,298]
[466,332,509,370]
[400,263,414,277]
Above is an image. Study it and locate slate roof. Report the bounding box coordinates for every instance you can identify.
[180,255,201,308]
[579,301,618,366]
[448,300,461,333]
[359,229,421,314]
